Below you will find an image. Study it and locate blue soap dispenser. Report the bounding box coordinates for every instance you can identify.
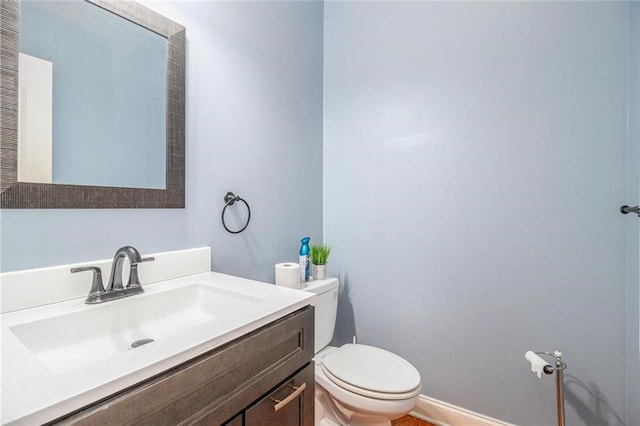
[299,237,311,284]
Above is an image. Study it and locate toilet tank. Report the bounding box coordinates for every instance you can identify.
[302,278,339,352]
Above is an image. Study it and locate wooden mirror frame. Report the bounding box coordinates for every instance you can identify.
[0,0,185,208]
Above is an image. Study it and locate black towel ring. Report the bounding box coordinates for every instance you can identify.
[222,192,251,234]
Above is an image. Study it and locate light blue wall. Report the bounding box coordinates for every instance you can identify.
[627,2,640,425]
[324,2,628,425]
[20,0,167,189]
[1,0,324,283]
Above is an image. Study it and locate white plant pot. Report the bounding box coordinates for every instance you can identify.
[312,263,327,280]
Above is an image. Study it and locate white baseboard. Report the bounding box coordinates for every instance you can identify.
[411,395,515,426]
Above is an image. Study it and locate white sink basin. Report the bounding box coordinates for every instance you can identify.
[9,284,264,374]
[1,272,313,425]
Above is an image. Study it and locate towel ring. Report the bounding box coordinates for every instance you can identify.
[222,192,251,234]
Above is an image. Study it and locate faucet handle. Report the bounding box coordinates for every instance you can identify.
[71,266,106,298]
[127,257,155,288]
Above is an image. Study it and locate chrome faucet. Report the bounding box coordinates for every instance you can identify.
[71,246,155,304]
[106,246,153,291]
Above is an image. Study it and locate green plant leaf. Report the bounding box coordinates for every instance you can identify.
[310,243,331,265]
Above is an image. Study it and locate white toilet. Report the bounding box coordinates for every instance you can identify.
[303,278,422,426]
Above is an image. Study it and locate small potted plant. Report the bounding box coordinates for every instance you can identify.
[310,243,331,280]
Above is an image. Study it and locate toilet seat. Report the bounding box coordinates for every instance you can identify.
[320,344,421,400]
[315,364,420,420]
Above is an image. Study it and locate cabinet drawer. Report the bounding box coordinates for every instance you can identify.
[53,306,314,426]
[245,363,314,426]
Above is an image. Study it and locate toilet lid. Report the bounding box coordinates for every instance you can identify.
[320,344,421,399]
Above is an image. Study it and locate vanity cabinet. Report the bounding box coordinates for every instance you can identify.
[51,306,314,426]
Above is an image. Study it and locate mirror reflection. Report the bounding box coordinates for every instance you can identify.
[19,0,167,189]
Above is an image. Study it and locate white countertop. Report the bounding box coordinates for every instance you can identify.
[1,271,313,425]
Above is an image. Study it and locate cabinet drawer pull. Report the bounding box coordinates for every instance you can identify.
[270,382,307,412]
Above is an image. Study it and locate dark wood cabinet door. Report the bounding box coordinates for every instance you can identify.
[222,413,243,426]
[245,363,314,426]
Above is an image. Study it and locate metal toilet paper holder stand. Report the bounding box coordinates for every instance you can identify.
[534,349,567,426]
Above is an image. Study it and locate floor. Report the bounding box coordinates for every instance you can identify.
[391,414,437,426]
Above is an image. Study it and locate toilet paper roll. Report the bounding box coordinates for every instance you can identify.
[525,351,551,379]
[275,262,301,289]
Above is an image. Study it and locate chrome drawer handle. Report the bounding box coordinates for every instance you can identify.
[270,382,307,412]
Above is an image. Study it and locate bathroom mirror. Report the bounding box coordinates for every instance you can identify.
[0,0,185,208]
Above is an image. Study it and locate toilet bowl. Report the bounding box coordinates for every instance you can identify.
[303,278,422,426]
